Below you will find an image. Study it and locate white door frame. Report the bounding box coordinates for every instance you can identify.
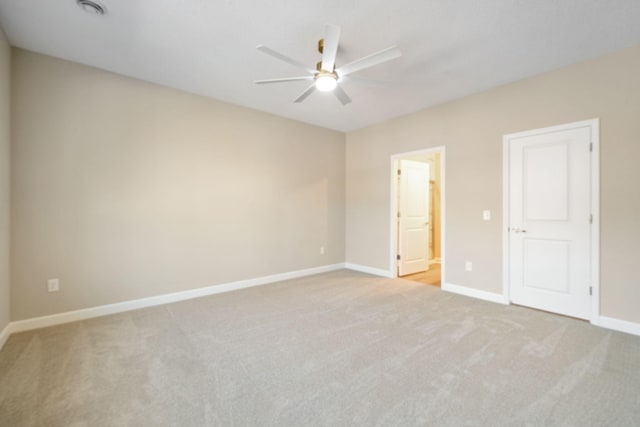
[502,119,600,321]
[390,147,446,281]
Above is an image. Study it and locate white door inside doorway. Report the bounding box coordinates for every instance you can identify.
[398,159,430,276]
[506,122,595,319]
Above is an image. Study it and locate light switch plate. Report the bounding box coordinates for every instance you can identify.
[48,279,60,292]
[483,210,491,221]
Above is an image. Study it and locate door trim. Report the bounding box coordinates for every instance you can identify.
[502,119,600,321]
[390,147,446,281]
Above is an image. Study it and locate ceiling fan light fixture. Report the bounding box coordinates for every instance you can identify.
[315,72,337,92]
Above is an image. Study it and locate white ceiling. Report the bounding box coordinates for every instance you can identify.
[1,1,640,132]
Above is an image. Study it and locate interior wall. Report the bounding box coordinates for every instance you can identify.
[346,45,640,324]
[11,49,346,321]
[0,28,10,331]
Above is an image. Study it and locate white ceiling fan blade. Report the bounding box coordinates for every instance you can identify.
[333,85,352,105]
[321,24,341,72]
[255,76,314,84]
[341,75,388,87]
[336,46,401,76]
[256,45,315,74]
[294,83,316,103]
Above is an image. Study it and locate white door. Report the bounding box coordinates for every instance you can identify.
[398,160,430,276]
[508,124,592,319]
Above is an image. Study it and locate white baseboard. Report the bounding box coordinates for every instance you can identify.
[442,282,509,305]
[592,315,640,337]
[344,263,394,278]
[0,322,10,351]
[3,263,345,341]
[441,284,640,337]
[5,263,637,352]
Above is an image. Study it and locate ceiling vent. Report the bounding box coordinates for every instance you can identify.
[76,0,105,15]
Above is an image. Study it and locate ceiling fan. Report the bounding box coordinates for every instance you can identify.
[254,25,402,105]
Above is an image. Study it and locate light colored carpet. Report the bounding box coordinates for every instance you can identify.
[1,270,639,426]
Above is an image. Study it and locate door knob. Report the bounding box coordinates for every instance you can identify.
[512,228,527,233]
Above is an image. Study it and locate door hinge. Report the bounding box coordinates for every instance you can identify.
[590,142,593,152]
[589,286,593,296]
[590,214,593,224]
[397,254,401,260]
[397,211,401,218]
[397,169,401,175]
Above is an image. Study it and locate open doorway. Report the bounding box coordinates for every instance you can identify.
[390,147,445,287]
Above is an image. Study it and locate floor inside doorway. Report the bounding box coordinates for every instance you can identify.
[401,262,441,287]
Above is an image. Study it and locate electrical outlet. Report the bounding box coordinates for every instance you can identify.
[48,279,60,292]
[465,262,472,272]
[483,210,491,221]
[320,246,325,255]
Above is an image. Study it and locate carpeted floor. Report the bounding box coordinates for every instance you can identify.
[1,270,639,426]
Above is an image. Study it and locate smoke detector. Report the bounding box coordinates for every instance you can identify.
[76,0,105,15]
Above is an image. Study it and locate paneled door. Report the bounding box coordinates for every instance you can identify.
[507,123,594,319]
[398,160,430,276]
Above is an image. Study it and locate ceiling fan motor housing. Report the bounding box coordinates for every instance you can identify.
[316,61,336,73]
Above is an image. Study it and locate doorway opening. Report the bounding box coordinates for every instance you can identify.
[390,147,445,287]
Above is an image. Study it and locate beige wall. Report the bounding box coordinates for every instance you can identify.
[11,49,345,320]
[0,29,10,331]
[346,45,640,324]
[7,44,640,326]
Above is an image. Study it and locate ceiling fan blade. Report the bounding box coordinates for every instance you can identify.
[341,75,388,87]
[255,76,314,84]
[336,46,401,76]
[333,85,352,105]
[321,24,341,72]
[294,83,316,103]
[256,45,315,74]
